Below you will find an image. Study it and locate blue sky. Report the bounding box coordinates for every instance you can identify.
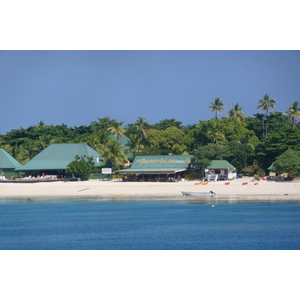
[1,50,299,134]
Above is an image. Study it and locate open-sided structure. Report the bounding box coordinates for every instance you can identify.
[116,155,193,181]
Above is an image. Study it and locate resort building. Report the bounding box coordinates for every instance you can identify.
[15,143,102,178]
[0,149,22,179]
[116,155,193,181]
[205,160,237,180]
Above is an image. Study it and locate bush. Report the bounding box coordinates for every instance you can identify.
[254,174,261,181]
[185,173,203,180]
[243,165,265,177]
[66,155,98,180]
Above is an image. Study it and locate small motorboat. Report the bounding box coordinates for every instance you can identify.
[181,191,215,196]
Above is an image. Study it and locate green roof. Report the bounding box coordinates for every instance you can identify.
[206,160,236,169]
[15,144,102,171]
[117,155,193,173]
[0,149,22,169]
[109,134,130,147]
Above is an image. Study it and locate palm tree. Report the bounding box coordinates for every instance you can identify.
[134,117,151,140]
[85,135,100,150]
[107,124,126,140]
[35,135,56,152]
[19,143,38,164]
[84,129,111,150]
[207,98,226,119]
[94,128,110,144]
[170,144,189,155]
[227,103,246,123]
[207,128,226,144]
[257,94,276,116]
[285,101,300,128]
[125,133,144,158]
[98,140,128,171]
[11,142,23,161]
[257,93,276,138]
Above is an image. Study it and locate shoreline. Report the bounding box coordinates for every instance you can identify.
[0,177,299,200]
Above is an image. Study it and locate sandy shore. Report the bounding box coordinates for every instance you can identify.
[0,177,299,200]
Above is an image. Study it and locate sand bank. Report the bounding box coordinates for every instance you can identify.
[0,177,299,200]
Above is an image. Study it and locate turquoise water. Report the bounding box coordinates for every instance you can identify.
[1,197,300,250]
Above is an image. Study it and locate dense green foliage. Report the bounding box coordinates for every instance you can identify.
[272,149,300,176]
[1,95,300,176]
[66,155,98,180]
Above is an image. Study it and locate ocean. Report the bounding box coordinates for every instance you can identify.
[1,197,300,250]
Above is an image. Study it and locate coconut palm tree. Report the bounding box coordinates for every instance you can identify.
[207,128,226,144]
[227,103,246,123]
[35,135,56,152]
[125,133,144,158]
[97,140,128,171]
[94,128,110,144]
[19,143,38,164]
[285,101,300,128]
[107,124,126,140]
[207,98,226,119]
[134,117,151,140]
[257,93,276,138]
[85,135,100,150]
[170,144,189,155]
[84,129,111,150]
[0,138,12,154]
[257,94,276,116]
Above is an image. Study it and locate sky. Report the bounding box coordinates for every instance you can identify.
[1,50,299,134]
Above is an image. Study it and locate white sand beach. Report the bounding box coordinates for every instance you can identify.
[0,177,299,199]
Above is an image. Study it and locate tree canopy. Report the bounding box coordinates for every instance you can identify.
[272,149,300,176]
[1,96,300,178]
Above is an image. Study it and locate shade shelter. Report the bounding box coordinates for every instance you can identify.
[15,143,102,178]
[0,149,22,179]
[205,160,237,180]
[116,155,193,181]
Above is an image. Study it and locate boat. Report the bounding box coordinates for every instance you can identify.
[181,191,215,196]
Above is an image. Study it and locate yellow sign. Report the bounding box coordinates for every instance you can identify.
[137,158,191,164]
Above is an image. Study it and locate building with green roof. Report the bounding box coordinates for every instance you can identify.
[116,155,193,181]
[205,160,237,180]
[0,149,22,179]
[15,143,102,178]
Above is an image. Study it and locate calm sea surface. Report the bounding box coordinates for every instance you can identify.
[1,197,300,250]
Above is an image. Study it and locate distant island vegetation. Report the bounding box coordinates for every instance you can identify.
[1,94,300,177]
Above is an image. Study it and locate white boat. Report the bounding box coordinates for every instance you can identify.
[181,191,215,196]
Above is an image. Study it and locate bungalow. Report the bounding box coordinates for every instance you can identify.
[15,143,102,178]
[205,160,237,180]
[0,149,22,179]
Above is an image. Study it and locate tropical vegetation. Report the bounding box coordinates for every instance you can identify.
[66,155,98,180]
[1,94,300,178]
